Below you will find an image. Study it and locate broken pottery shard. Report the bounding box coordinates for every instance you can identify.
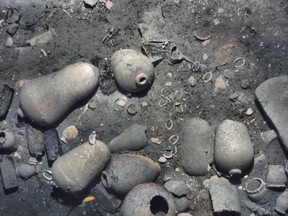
[208,176,240,214]
[255,76,288,150]
[25,124,45,159]
[0,85,14,119]
[108,124,148,153]
[138,9,174,63]
[138,9,173,43]
[266,165,287,188]
[26,30,53,46]
[0,155,18,191]
[51,141,110,194]
[178,118,214,176]
[43,128,63,167]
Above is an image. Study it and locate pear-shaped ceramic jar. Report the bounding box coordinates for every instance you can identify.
[111,49,154,93]
[214,119,254,177]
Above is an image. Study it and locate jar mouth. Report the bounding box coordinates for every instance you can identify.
[229,168,242,176]
[136,73,148,86]
[0,131,7,144]
[246,177,266,194]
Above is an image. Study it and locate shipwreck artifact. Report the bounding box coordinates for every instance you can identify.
[101,154,160,196]
[245,177,269,204]
[208,175,240,214]
[275,189,288,215]
[121,182,177,216]
[19,62,99,126]
[108,124,148,153]
[214,119,254,176]
[51,140,110,194]
[178,117,214,176]
[111,49,154,93]
[0,129,15,150]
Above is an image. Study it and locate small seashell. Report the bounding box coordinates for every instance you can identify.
[43,169,53,181]
[13,152,21,160]
[158,156,167,163]
[150,137,162,145]
[245,108,254,116]
[163,150,173,159]
[61,125,78,144]
[168,135,179,145]
[16,79,26,89]
[165,119,173,130]
[115,97,128,107]
[89,131,97,145]
[83,195,95,203]
[28,157,38,165]
[203,53,208,60]
[106,0,113,9]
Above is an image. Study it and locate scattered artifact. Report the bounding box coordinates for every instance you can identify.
[121,182,177,216]
[51,141,110,194]
[208,176,240,214]
[111,49,154,93]
[101,154,160,196]
[108,124,148,153]
[214,119,254,176]
[19,62,99,126]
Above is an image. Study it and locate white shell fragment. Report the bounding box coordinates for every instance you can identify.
[158,156,167,163]
[89,131,97,145]
[150,137,162,145]
[61,125,78,144]
[245,108,254,116]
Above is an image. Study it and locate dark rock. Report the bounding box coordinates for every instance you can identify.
[25,124,45,159]
[255,76,288,151]
[174,196,190,213]
[84,0,98,7]
[0,85,14,119]
[164,180,190,197]
[43,128,63,167]
[0,155,18,192]
[16,163,35,180]
[92,182,122,213]
[6,23,19,36]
